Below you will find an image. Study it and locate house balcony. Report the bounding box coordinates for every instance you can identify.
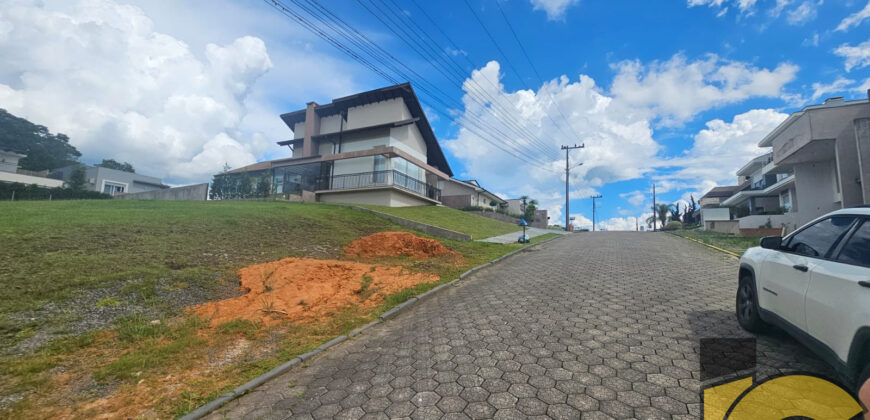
[316,170,441,202]
[721,174,795,208]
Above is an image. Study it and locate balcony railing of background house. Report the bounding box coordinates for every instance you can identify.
[317,170,441,201]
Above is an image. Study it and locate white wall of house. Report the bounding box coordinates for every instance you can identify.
[793,160,841,226]
[319,114,342,134]
[344,98,411,130]
[293,122,305,139]
[0,171,64,188]
[737,213,800,231]
[0,151,23,173]
[389,124,427,162]
[699,207,730,230]
[317,188,432,207]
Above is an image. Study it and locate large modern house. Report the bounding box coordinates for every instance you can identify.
[702,95,870,234]
[227,83,453,207]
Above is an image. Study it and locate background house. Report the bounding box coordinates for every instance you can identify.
[0,149,65,188]
[51,165,167,196]
[225,83,453,207]
[440,179,505,210]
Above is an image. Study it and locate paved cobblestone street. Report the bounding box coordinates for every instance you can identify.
[207,232,834,419]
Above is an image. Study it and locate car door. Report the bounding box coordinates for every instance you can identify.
[806,218,870,363]
[761,216,857,331]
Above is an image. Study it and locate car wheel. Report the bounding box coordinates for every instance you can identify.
[736,275,768,333]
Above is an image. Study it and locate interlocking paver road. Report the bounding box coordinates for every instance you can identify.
[207,232,834,419]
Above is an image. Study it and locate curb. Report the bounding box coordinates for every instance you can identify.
[181,234,565,420]
[667,232,741,258]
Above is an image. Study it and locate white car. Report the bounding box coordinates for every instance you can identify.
[737,207,870,389]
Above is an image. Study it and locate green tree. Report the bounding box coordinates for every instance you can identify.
[97,159,135,173]
[0,109,81,171]
[647,203,671,231]
[209,164,231,200]
[669,204,682,223]
[68,166,87,191]
[523,199,538,222]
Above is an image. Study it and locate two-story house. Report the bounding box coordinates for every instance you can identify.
[709,95,870,233]
[227,83,453,207]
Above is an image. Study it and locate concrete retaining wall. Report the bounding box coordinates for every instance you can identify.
[348,206,472,241]
[705,220,740,235]
[117,183,208,200]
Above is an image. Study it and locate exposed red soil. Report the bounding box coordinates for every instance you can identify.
[344,231,459,260]
[191,258,438,326]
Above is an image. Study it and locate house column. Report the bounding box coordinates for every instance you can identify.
[855,118,870,204]
[302,102,320,158]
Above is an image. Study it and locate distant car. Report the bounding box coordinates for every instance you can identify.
[736,207,870,389]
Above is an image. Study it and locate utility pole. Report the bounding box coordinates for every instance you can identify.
[590,194,602,231]
[653,184,656,232]
[561,144,584,231]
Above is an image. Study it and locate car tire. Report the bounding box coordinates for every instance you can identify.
[736,275,768,333]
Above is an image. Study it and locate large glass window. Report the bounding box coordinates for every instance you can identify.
[783,216,856,258]
[837,221,870,267]
[272,163,322,196]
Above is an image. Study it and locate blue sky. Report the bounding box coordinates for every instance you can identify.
[2,0,869,229]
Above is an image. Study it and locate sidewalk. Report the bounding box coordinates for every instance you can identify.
[477,226,570,244]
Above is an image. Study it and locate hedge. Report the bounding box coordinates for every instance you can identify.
[0,182,112,201]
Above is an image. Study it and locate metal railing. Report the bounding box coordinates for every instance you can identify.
[317,170,441,201]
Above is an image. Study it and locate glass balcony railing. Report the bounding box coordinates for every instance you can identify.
[317,170,441,201]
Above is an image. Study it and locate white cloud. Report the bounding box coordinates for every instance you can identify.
[0,0,275,184]
[802,32,819,47]
[786,1,818,25]
[610,54,798,126]
[770,0,791,17]
[810,78,855,101]
[834,40,870,72]
[444,61,661,227]
[597,213,652,231]
[620,190,647,207]
[660,109,788,194]
[836,1,870,31]
[688,0,757,13]
[529,0,580,20]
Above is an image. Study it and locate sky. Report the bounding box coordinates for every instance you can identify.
[1,0,869,230]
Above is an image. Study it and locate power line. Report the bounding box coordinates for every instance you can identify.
[493,0,583,142]
[462,0,579,146]
[296,0,558,166]
[263,0,561,171]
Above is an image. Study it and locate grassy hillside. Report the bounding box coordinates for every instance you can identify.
[671,228,761,255]
[357,204,520,239]
[0,200,549,418]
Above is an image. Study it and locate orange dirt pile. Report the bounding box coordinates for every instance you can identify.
[191,258,438,326]
[344,231,459,260]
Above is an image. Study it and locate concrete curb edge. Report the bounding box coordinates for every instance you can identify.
[181,233,566,419]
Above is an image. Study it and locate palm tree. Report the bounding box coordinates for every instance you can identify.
[649,203,671,230]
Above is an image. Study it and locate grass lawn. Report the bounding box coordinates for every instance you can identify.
[356,204,520,239]
[670,228,763,255]
[0,200,550,418]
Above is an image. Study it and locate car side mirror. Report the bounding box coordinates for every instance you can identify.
[760,236,782,250]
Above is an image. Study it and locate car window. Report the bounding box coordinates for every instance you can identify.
[782,216,856,258]
[837,220,870,267]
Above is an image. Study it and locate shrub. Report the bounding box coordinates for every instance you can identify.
[662,221,683,231]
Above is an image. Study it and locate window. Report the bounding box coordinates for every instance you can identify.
[837,221,870,267]
[780,190,791,212]
[102,182,126,196]
[783,216,856,258]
